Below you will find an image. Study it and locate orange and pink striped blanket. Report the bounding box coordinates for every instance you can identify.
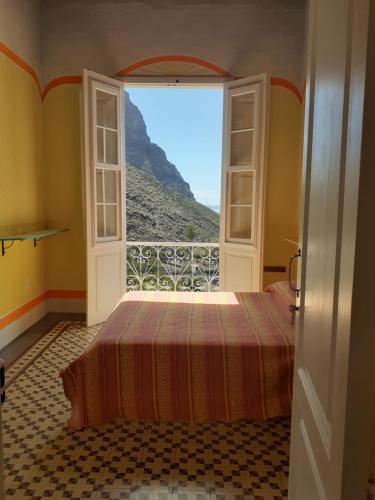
[61,282,295,429]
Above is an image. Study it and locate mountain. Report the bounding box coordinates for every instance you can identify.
[125,91,220,242]
[208,205,221,214]
[125,91,194,199]
[126,165,220,242]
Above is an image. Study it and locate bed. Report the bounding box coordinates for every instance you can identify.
[61,281,295,429]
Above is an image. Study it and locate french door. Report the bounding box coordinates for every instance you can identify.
[219,75,267,291]
[288,0,372,498]
[82,70,126,326]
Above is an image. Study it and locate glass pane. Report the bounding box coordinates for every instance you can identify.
[96,170,104,203]
[230,130,253,167]
[105,205,117,237]
[105,129,118,165]
[97,127,104,163]
[97,205,105,238]
[231,92,254,131]
[96,90,117,129]
[230,171,253,205]
[230,206,252,240]
[104,170,117,203]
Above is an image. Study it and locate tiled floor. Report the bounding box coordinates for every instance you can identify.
[3,321,291,499]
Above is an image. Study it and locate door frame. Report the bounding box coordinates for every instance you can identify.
[119,76,229,87]
[120,75,268,293]
[118,77,226,294]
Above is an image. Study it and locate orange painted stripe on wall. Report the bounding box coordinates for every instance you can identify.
[116,54,233,78]
[42,75,82,100]
[0,40,304,104]
[39,73,304,105]
[0,292,48,330]
[270,77,303,104]
[0,290,86,330]
[0,41,41,94]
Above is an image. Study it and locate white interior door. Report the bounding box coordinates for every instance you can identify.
[288,0,372,498]
[219,75,267,292]
[82,70,126,326]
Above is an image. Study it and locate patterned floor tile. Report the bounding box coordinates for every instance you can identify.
[173,492,209,500]
[2,321,297,500]
[173,425,212,492]
[134,488,173,499]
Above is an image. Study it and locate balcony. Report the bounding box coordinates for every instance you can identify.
[126,242,219,292]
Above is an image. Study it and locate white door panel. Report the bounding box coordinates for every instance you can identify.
[222,247,256,292]
[289,0,371,498]
[292,419,326,500]
[82,70,126,326]
[91,250,123,320]
[220,75,267,291]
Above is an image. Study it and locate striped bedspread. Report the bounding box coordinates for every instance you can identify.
[61,283,295,429]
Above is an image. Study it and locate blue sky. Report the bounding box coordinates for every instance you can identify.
[126,87,223,208]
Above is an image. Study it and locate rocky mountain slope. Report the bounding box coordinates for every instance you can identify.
[125,91,194,199]
[125,91,220,242]
[126,165,220,242]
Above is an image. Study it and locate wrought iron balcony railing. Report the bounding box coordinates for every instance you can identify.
[126,242,219,292]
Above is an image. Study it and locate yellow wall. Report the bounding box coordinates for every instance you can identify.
[43,85,85,291]
[0,53,45,317]
[263,86,303,289]
[0,57,85,321]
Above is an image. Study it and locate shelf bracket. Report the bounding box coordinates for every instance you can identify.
[33,236,45,248]
[1,240,15,256]
[0,228,68,256]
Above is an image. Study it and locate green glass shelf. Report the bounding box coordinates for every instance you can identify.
[0,228,69,256]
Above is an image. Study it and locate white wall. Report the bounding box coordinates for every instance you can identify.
[40,0,306,86]
[0,0,41,75]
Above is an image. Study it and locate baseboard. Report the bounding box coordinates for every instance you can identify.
[0,292,86,351]
[46,298,86,314]
[0,300,49,351]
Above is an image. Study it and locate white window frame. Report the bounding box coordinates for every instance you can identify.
[223,83,261,246]
[91,81,123,244]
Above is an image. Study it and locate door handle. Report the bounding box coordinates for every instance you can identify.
[288,248,301,297]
